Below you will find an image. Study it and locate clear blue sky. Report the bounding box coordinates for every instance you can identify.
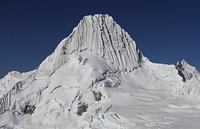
[0,0,200,78]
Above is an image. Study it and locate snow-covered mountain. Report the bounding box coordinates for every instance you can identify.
[0,14,200,129]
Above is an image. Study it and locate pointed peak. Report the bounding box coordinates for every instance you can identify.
[181,59,187,64]
[83,14,111,20]
[41,14,143,72]
[80,14,114,27]
[79,14,114,28]
[181,59,186,62]
[176,59,187,66]
[176,59,200,81]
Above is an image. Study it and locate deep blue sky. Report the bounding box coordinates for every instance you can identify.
[0,0,200,78]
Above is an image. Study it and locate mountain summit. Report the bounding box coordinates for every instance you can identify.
[0,14,200,129]
[39,14,142,74]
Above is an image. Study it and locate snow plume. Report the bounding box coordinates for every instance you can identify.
[0,14,200,129]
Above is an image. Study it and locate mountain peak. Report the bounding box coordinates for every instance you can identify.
[40,14,143,73]
[83,14,111,20]
[1,14,200,129]
[176,59,199,81]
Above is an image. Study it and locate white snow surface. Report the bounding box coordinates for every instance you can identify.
[0,14,200,129]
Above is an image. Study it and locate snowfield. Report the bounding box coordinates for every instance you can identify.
[0,14,200,129]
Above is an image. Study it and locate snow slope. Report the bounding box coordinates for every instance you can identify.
[0,14,200,129]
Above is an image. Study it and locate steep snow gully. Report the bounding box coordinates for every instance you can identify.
[1,14,200,129]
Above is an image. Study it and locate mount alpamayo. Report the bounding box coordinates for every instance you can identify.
[0,14,200,129]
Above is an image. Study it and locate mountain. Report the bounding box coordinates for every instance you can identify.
[0,14,200,129]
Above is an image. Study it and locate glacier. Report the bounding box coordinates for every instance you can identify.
[0,14,200,129]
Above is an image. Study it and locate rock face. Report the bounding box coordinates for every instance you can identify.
[0,14,200,129]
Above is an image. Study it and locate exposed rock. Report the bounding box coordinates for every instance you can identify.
[24,105,36,115]
[76,102,88,116]
[93,91,102,101]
